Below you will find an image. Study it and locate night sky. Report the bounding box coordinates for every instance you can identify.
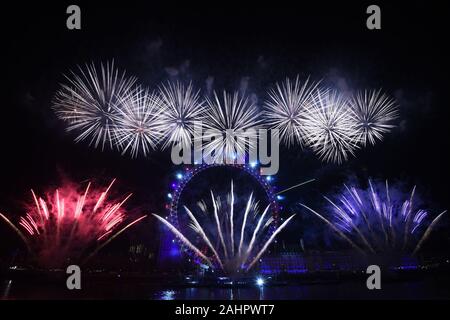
[2,1,449,258]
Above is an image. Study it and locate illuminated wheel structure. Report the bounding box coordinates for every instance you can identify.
[165,163,281,268]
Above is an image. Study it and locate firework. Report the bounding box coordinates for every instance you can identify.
[114,87,164,157]
[52,61,136,150]
[0,179,147,267]
[154,181,295,275]
[262,77,398,163]
[349,90,398,146]
[263,77,320,147]
[157,82,205,150]
[202,91,262,163]
[300,179,446,254]
[302,90,360,164]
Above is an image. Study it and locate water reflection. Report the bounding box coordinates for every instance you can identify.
[153,279,442,300]
[1,280,12,299]
[157,290,176,300]
[259,286,264,300]
[2,276,448,300]
[155,287,269,300]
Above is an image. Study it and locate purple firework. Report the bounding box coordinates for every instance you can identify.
[300,180,447,254]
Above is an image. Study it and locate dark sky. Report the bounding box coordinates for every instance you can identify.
[2,1,449,255]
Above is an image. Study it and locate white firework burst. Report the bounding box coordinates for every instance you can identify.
[157,81,205,150]
[113,87,164,158]
[153,181,295,275]
[349,89,398,146]
[263,76,320,147]
[52,61,136,150]
[202,91,262,163]
[303,90,360,164]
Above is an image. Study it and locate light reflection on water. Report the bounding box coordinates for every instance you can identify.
[2,276,449,299]
[2,280,12,299]
[152,279,446,300]
[158,290,177,300]
[154,287,269,300]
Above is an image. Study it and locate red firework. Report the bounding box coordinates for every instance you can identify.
[0,179,147,267]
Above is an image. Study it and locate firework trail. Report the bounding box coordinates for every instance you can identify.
[412,210,447,255]
[153,181,295,275]
[114,87,164,157]
[349,90,398,146]
[0,212,31,252]
[263,76,320,147]
[0,179,146,267]
[300,179,446,254]
[202,91,262,164]
[302,90,360,164]
[276,178,316,195]
[83,214,148,264]
[298,203,365,254]
[53,61,136,150]
[157,81,205,150]
[153,214,213,267]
